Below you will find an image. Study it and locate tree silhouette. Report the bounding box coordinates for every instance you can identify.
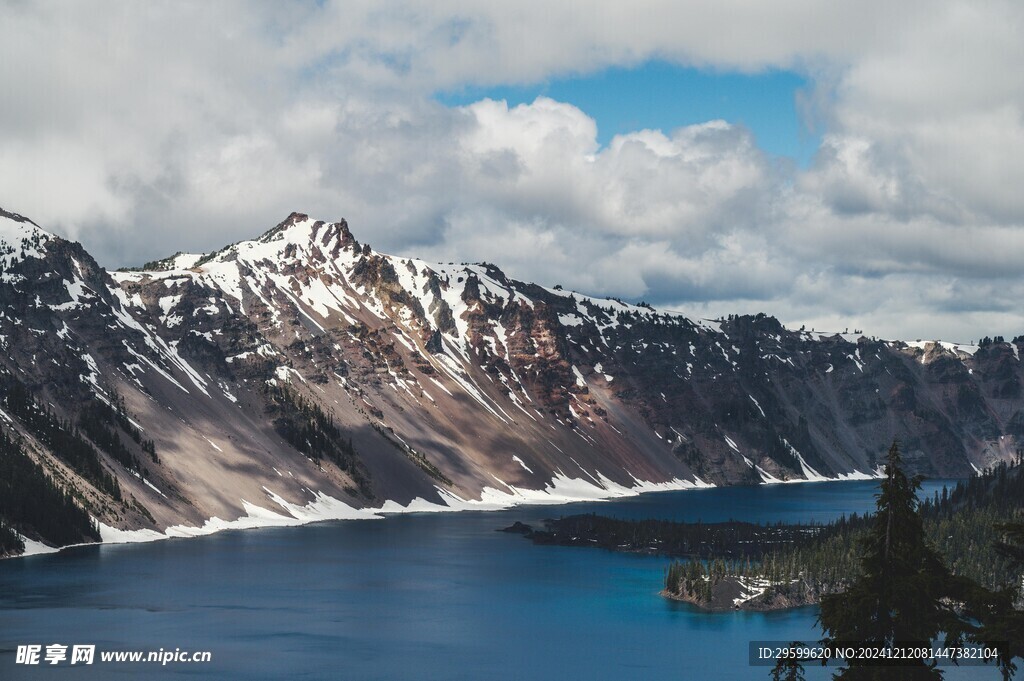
[770,642,806,681]
[977,523,1024,677]
[819,441,1012,680]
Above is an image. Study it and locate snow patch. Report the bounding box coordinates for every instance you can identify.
[16,534,60,557]
[512,455,534,474]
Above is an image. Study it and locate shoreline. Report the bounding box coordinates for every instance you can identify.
[2,469,883,562]
[660,582,820,613]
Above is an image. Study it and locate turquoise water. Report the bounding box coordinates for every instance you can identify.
[0,479,989,680]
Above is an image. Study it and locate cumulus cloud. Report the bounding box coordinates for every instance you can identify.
[2,1,1024,340]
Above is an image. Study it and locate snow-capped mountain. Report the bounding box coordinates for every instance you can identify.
[2,207,1022,556]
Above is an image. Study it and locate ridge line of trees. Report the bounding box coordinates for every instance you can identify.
[265,383,372,497]
[0,427,101,551]
[0,373,121,500]
[774,442,1024,680]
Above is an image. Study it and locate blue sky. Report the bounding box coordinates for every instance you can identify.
[437,61,817,166]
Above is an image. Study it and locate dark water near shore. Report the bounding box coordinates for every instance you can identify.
[0,479,988,680]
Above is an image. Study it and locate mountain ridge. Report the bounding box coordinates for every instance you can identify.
[2,206,1022,557]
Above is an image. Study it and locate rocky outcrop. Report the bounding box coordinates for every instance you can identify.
[2,207,1024,553]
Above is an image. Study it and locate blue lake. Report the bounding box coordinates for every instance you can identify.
[0,479,993,680]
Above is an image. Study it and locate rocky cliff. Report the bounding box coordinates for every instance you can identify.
[2,208,1021,555]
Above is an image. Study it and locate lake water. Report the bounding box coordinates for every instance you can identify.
[0,479,991,680]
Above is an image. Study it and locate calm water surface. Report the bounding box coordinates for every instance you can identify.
[0,479,986,680]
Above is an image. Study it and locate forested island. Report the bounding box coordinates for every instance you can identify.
[504,451,1024,613]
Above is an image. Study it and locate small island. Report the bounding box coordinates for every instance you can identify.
[502,456,1024,612]
[660,563,825,611]
[501,514,844,611]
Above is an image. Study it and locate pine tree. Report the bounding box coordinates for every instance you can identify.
[978,523,1024,676]
[770,642,806,681]
[819,441,979,680]
[994,523,1024,568]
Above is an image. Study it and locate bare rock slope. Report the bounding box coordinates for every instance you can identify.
[2,208,1023,554]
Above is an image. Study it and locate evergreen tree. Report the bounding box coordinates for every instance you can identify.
[0,428,100,546]
[819,441,978,679]
[994,522,1024,568]
[978,523,1024,676]
[770,642,806,681]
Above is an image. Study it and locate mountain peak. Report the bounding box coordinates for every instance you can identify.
[0,206,41,229]
[0,206,53,266]
[255,212,311,243]
[3,203,1018,558]
[256,212,359,251]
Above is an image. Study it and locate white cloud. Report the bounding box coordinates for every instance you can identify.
[455,99,770,240]
[2,1,1024,340]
